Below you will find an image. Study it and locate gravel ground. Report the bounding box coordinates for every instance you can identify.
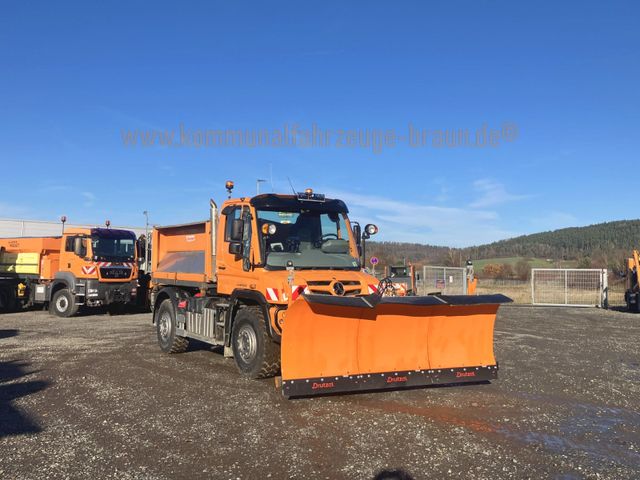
[0,305,639,479]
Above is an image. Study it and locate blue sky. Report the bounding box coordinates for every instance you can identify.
[1,1,638,247]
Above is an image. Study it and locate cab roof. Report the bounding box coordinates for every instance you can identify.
[249,194,348,213]
[90,228,136,238]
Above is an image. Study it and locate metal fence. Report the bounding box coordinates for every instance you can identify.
[418,266,467,295]
[531,268,608,307]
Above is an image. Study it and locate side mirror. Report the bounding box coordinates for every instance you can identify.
[73,237,87,257]
[230,218,244,241]
[228,242,242,255]
[352,223,362,246]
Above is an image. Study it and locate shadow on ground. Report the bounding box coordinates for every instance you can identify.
[0,329,49,437]
[0,328,19,339]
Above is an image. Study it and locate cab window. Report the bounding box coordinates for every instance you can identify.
[224,207,241,241]
[65,236,75,252]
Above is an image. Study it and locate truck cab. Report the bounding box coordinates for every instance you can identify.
[49,228,138,315]
[150,188,380,377]
[0,227,139,316]
[217,192,375,297]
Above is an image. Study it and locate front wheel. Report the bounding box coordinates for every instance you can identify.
[231,306,280,379]
[50,288,79,317]
[156,299,189,353]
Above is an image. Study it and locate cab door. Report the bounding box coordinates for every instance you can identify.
[60,234,89,276]
[216,205,258,294]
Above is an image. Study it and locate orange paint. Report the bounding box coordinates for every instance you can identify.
[281,298,498,381]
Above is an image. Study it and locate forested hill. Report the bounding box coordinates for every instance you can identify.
[463,220,640,260]
[367,220,640,267]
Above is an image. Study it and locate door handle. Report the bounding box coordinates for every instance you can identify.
[218,265,226,270]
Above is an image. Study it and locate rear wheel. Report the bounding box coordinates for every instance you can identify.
[231,305,280,379]
[51,288,79,317]
[156,299,189,353]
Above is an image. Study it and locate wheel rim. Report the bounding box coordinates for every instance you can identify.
[236,324,257,363]
[159,311,171,341]
[56,296,69,312]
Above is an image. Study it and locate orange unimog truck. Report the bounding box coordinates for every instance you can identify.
[151,182,511,397]
[385,264,417,295]
[385,261,477,297]
[0,228,139,316]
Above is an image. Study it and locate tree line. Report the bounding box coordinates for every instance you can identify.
[463,220,640,261]
[366,219,640,275]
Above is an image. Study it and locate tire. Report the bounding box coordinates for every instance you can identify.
[156,299,189,353]
[0,285,21,313]
[231,305,280,379]
[0,287,10,313]
[50,288,79,317]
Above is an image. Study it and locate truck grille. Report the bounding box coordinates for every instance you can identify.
[305,280,362,296]
[100,267,131,279]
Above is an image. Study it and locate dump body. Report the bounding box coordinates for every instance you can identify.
[0,237,62,279]
[150,190,511,397]
[152,221,215,286]
[0,228,139,315]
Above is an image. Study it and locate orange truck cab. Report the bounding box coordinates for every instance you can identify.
[151,184,511,397]
[151,191,379,355]
[0,228,139,316]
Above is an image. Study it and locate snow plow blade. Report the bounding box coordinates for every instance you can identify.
[280,294,512,397]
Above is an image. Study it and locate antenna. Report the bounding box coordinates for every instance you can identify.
[256,178,267,195]
[287,176,297,195]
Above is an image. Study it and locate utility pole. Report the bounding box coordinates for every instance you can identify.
[143,210,150,272]
[60,215,67,234]
[269,163,274,192]
[256,179,267,195]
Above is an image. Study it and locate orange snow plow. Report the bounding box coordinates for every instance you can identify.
[280,293,511,397]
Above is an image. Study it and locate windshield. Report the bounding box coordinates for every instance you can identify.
[257,209,359,269]
[91,235,136,261]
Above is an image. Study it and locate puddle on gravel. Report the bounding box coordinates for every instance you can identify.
[353,395,640,469]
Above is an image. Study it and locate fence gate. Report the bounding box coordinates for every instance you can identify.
[419,266,467,295]
[531,268,608,307]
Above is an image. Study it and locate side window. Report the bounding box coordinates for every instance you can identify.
[320,214,339,238]
[224,207,241,241]
[242,207,252,271]
[65,236,75,252]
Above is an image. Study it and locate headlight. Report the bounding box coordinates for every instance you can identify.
[262,223,277,235]
[365,224,378,235]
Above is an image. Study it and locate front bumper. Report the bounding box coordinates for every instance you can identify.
[84,279,137,305]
